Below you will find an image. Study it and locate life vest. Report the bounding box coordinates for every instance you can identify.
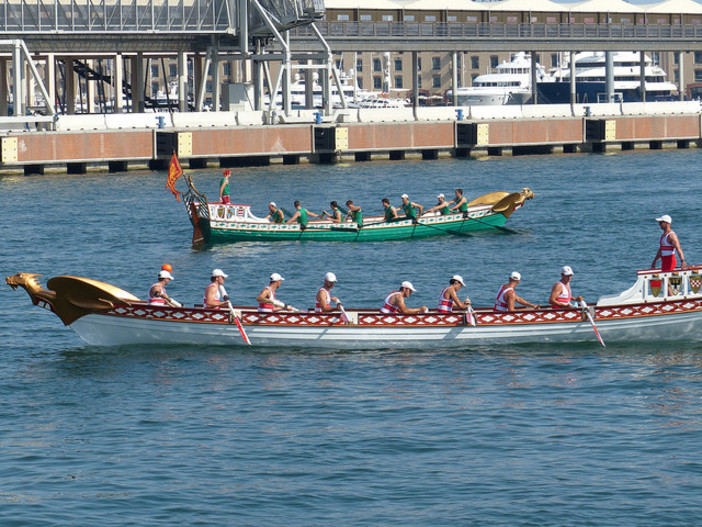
[494,285,514,312]
[660,231,676,256]
[552,282,572,308]
[148,282,166,305]
[381,291,401,314]
[259,286,276,312]
[315,287,330,313]
[438,287,454,313]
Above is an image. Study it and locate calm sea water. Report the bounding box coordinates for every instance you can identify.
[2,150,702,525]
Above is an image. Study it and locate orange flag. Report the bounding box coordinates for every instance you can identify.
[166,153,183,202]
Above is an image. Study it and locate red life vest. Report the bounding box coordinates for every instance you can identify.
[438,287,454,313]
[380,291,401,314]
[551,282,572,308]
[258,286,275,313]
[494,285,513,312]
[660,231,676,256]
[315,287,330,313]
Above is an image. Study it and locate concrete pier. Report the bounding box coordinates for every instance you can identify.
[1,102,701,173]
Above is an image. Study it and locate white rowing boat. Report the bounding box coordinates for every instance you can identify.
[7,267,702,349]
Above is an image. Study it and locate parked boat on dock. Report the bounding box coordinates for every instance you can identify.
[8,266,702,349]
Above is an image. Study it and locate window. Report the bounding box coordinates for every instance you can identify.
[222,63,231,77]
[490,55,498,68]
[395,76,403,89]
[551,54,559,68]
[417,58,422,70]
[151,82,159,96]
[530,16,538,23]
[404,15,415,22]
[489,16,497,22]
[471,74,479,83]
[467,15,477,22]
[357,77,363,89]
[373,76,382,89]
[448,15,457,22]
[651,52,660,65]
[360,14,371,21]
[169,64,177,78]
[471,56,479,70]
[337,14,349,21]
[546,16,556,23]
[432,75,441,88]
[674,54,680,65]
[674,70,680,83]
[417,75,422,89]
[584,17,595,24]
[432,57,441,70]
[507,16,518,23]
[356,58,363,72]
[151,65,159,78]
[373,58,381,72]
[695,69,702,82]
[425,15,436,22]
[381,14,393,21]
[656,17,667,24]
[206,81,212,93]
[394,58,403,71]
[621,17,630,23]
[695,52,702,64]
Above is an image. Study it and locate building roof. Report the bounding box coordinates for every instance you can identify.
[564,0,645,12]
[644,0,702,13]
[481,0,570,12]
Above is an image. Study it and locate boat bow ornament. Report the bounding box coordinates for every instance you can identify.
[8,266,702,349]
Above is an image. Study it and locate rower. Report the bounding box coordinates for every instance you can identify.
[438,275,471,313]
[148,268,179,307]
[494,271,539,312]
[219,169,231,204]
[427,193,451,215]
[316,272,340,313]
[322,201,343,223]
[204,268,230,309]
[380,281,428,314]
[549,266,584,309]
[652,214,687,272]
[257,273,289,313]
[448,188,468,216]
[400,193,423,222]
[265,202,285,224]
[346,200,363,227]
[286,200,319,230]
[381,198,398,222]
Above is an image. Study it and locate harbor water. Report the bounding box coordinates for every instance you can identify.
[2,150,702,525]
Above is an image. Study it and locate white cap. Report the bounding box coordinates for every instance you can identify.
[159,270,174,280]
[401,193,409,199]
[324,272,337,283]
[401,280,417,292]
[437,193,445,199]
[656,214,672,224]
[451,274,465,286]
[510,271,521,281]
[270,272,284,282]
[561,265,574,276]
[212,268,228,278]
[269,201,277,208]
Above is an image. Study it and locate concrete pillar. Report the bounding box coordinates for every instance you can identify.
[605,51,614,102]
[87,60,96,113]
[26,62,35,108]
[212,49,220,111]
[451,51,458,106]
[570,51,576,106]
[639,51,646,102]
[66,58,75,114]
[412,51,419,113]
[679,51,685,101]
[530,51,538,104]
[0,59,7,115]
[194,52,203,110]
[132,53,145,112]
[45,54,55,112]
[178,51,187,112]
[114,53,124,113]
[304,61,314,109]
[12,42,23,116]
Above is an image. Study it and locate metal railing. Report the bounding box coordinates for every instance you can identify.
[0,0,232,32]
[291,21,702,40]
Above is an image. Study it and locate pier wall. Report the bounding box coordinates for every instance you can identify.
[1,102,701,173]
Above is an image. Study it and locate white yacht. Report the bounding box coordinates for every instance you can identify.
[538,51,677,103]
[447,52,546,106]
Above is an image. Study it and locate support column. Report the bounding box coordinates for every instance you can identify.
[178,51,187,112]
[412,51,419,115]
[282,33,291,115]
[530,51,538,104]
[570,51,576,106]
[132,53,145,113]
[87,59,96,113]
[114,53,124,113]
[193,52,203,111]
[304,61,314,109]
[66,58,76,114]
[253,42,263,111]
[0,59,7,115]
[212,48,220,111]
[45,54,55,113]
[639,50,646,102]
[12,42,23,116]
[679,51,685,101]
[26,62,35,108]
[605,51,614,102]
[451,51,458,106]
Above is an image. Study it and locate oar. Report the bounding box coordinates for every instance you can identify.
[416,220,474,238]
[465,304,477,326]
[219,285,251,345]
[337,301,351,325]
[580,300,605,348]
[467,214,518,234]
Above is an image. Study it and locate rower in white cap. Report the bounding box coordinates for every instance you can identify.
[652,214,687,272]
[316,272,340,313]
[427,193,451,216]
[438,275,471,313]
[400,193,423,222]
[204,268,230,309]
[549,266,584,309]
[265,202,285,224]
[257,272,288,313]
[380,281,428,315]
[148,266,180,307]
[494,271,539,312]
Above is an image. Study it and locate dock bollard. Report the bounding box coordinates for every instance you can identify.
[456,109,464,121]
[584,106,591,117]
[156,115,166,128]
[314,112,322,125]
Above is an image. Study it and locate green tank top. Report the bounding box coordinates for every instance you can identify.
[351,209,363,225]
[274,209,284,224]
[384,206,394,221]
[219,177,229,196]
[403,203,417,219]
[458,200,468,212]
[439,205,450,215]
[297,208,308,226]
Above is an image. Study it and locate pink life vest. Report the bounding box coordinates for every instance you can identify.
[494,285,514,312]
[438,287,454,313]
[315,287,330,313]
[148,282,167,305]
[660,231,676,256]
[380,291,401,314]
[258,286,276,313]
